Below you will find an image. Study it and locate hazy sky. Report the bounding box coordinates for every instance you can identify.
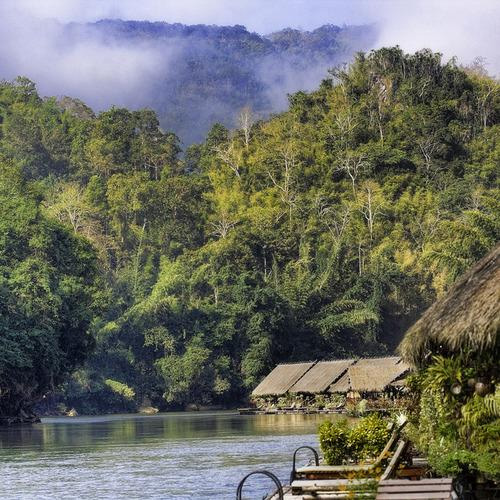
[4,0,375,31]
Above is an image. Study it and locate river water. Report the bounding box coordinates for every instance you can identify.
[0,411,345,499]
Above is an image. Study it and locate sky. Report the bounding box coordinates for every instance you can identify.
[2,0,376,32]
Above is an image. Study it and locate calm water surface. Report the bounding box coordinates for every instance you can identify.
[0,411,345,499]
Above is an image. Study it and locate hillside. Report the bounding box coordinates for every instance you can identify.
[0,47,498,416]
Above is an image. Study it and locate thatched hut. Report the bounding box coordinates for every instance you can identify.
[288,359,355,394]
[399,244,500,367]
[328,357,409,395]
[251,362,315,397]
[249,356,411,412]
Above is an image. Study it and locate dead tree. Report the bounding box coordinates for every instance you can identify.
[238,106,255,148]
[335,153,369,197]
[213,141,241,178]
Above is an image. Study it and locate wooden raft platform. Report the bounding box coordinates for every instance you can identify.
[238,408,345,415]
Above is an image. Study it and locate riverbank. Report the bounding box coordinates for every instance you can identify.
[0,411,41,425]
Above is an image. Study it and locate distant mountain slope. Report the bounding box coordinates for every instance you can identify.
[61,21,376,144]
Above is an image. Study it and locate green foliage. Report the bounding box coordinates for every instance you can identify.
[410,355,500,481]
[0,162,100,416]
[319,419,350,465]
[314,393,346,409]
[347,414,391,461]
[473,419,500,480]
[319,414,390,465]
[104,379,136,400]
[61,370,137,415]
[427,441,478,477]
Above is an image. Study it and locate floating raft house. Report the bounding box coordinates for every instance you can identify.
[252,357,409,398]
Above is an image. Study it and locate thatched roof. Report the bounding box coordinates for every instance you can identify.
[355,356,402,367]
[399,244,500,367]
[329,357,409,393]
[348,358,410,392]
[328,370,350,393]
[251,362,315,396]
[289,359,355,394]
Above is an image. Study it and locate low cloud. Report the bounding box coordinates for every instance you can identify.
[0,5,170,110]
[3,0,373,31]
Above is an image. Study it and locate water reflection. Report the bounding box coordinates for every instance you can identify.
[0,411,345,499]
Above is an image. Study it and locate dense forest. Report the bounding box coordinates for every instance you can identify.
[0,47,498,416]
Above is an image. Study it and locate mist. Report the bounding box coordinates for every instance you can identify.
[0,5,171,110]
[0,0,498,144]
[0,0,375,32]
[5,0,499,73]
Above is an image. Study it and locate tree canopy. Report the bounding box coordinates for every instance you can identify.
[0,162,101,418]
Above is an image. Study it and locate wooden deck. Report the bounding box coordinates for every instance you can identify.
[376,478,456,499]
[267,478,456,500]
[267,478,458,500]
[270,488,375,499]
[291,478,376,494]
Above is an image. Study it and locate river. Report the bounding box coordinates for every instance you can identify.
[0,411,346,499]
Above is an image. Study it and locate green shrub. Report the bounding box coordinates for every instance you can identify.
[319,419,350,465]
[471,417,500,481]
[62,373,138,414]
[315,394,346,409]
[475,443,500,481]
[348,414,391,461]
[425,423,500,481]
[319,414,391,465]
[314,394,328,408]
[408,354,499,482]
[356,399,368,416]
[427,441,478,477]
